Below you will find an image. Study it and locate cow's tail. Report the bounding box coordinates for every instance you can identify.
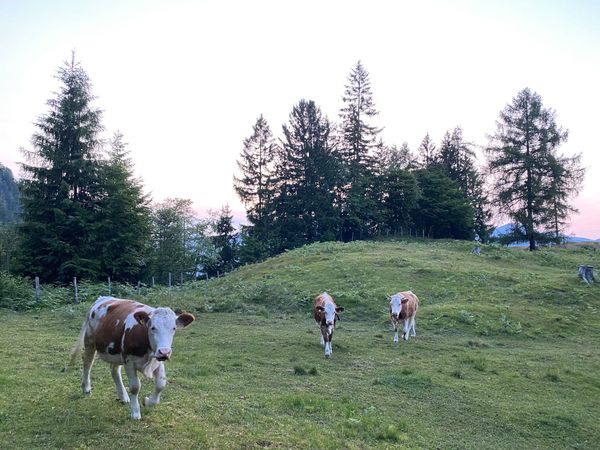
[65,318,88,372]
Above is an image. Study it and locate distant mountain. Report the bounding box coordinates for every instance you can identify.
[491,223,599,245]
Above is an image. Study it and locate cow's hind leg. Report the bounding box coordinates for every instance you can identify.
[403,320,410,341]
[410,317,416,338]
[81,342,96,395]
[124,363,142,420]
[111,364,130,403]
[144,363,166,407]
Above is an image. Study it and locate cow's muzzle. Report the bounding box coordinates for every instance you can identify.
[155,348,172,361]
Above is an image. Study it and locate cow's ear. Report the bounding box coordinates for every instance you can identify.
[316,306,325,312]
[133,310,150,326]
[401,298,409,304]
[335,306,344,313]
[176,313,195,329]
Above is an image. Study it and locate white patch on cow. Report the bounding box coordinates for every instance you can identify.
[106,342,115,353]
[124,313,139,331]
[115,319,120,327]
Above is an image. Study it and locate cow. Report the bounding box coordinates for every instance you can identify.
[389,291,419,344]
[313,292,344,358]
[68,296,195,419]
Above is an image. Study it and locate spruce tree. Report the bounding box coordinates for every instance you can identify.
[17,54,104,282]
[338,61,380,241]
[272,99,339,250]
[417,133,438,168]
[96,132,151,281]
[0,164,21,223]
[486,88,583,250]
[210,205,239,274]
[234,115,277,260]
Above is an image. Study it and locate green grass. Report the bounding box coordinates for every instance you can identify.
[1,239,599,449]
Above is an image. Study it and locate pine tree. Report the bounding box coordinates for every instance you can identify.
[486,88,582,250]
[96,132,151,281]
[338,61,380,241]
[272,99,339,250]
[17,54,104,282]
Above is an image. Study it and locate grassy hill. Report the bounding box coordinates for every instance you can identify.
[1,239,599,449]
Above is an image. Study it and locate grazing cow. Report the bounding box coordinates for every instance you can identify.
[389,291,419,343]
[69,296,195,419]
[313,292,344,358]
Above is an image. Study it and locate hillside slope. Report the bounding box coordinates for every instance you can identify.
[164,239,600,339]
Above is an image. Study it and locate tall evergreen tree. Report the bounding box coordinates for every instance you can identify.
[96,132,151,281]
[414,167,474,240]
[272,99,339,250]
[234,115,278,260]
[438,127,492,242]
[17,54,104,282]
[338,61,380,241]
[234,115,277,228]
[209,205,239,275]
[486,88,582,250]
[417,133,438,168]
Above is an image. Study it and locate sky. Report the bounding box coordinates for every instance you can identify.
[1,0,598,238]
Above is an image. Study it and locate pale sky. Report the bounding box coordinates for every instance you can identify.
[1,0,598,238]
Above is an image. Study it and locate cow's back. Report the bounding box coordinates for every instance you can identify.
[313,293,334,323]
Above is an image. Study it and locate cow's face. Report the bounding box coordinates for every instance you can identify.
[134,308,195,361]
[317,303,344,338]
[390,294,404,319]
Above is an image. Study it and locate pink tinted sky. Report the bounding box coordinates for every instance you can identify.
[1,0,598,238]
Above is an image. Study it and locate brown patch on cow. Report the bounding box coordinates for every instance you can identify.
[91,300,149,358]
[398,291,419,320]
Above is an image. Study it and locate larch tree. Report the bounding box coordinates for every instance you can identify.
[486,88,583,250]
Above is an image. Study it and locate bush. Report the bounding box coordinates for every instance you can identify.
[0,272,36,311]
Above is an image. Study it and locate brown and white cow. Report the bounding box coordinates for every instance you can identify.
[389,291,419,344]
[313,292,344,358]
[69,296,195,419]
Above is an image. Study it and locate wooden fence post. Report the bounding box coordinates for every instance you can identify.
[168,272,172,288]
[35,277,40,303]
[73,277,79,304]
[180,272,184,286]
[108,276,112,296]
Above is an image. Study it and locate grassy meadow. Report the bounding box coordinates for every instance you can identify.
[1,239,599,449]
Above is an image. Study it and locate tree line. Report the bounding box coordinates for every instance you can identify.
[0,56,584,284]
[234,62,583,261]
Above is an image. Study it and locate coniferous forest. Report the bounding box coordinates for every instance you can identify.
[0,56,584,285]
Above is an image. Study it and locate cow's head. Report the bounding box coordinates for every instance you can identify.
[133,308,195,361]
[316,303,344,338]
[389,293,406,320]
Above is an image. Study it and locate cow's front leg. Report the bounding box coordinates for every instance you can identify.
[320,332,325,347]
[392,319,399,343]
[144,362,166,407]
[81,343,96,395]
[111,364,130,403]
[325,334,333,358]
[124,362,142,420]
